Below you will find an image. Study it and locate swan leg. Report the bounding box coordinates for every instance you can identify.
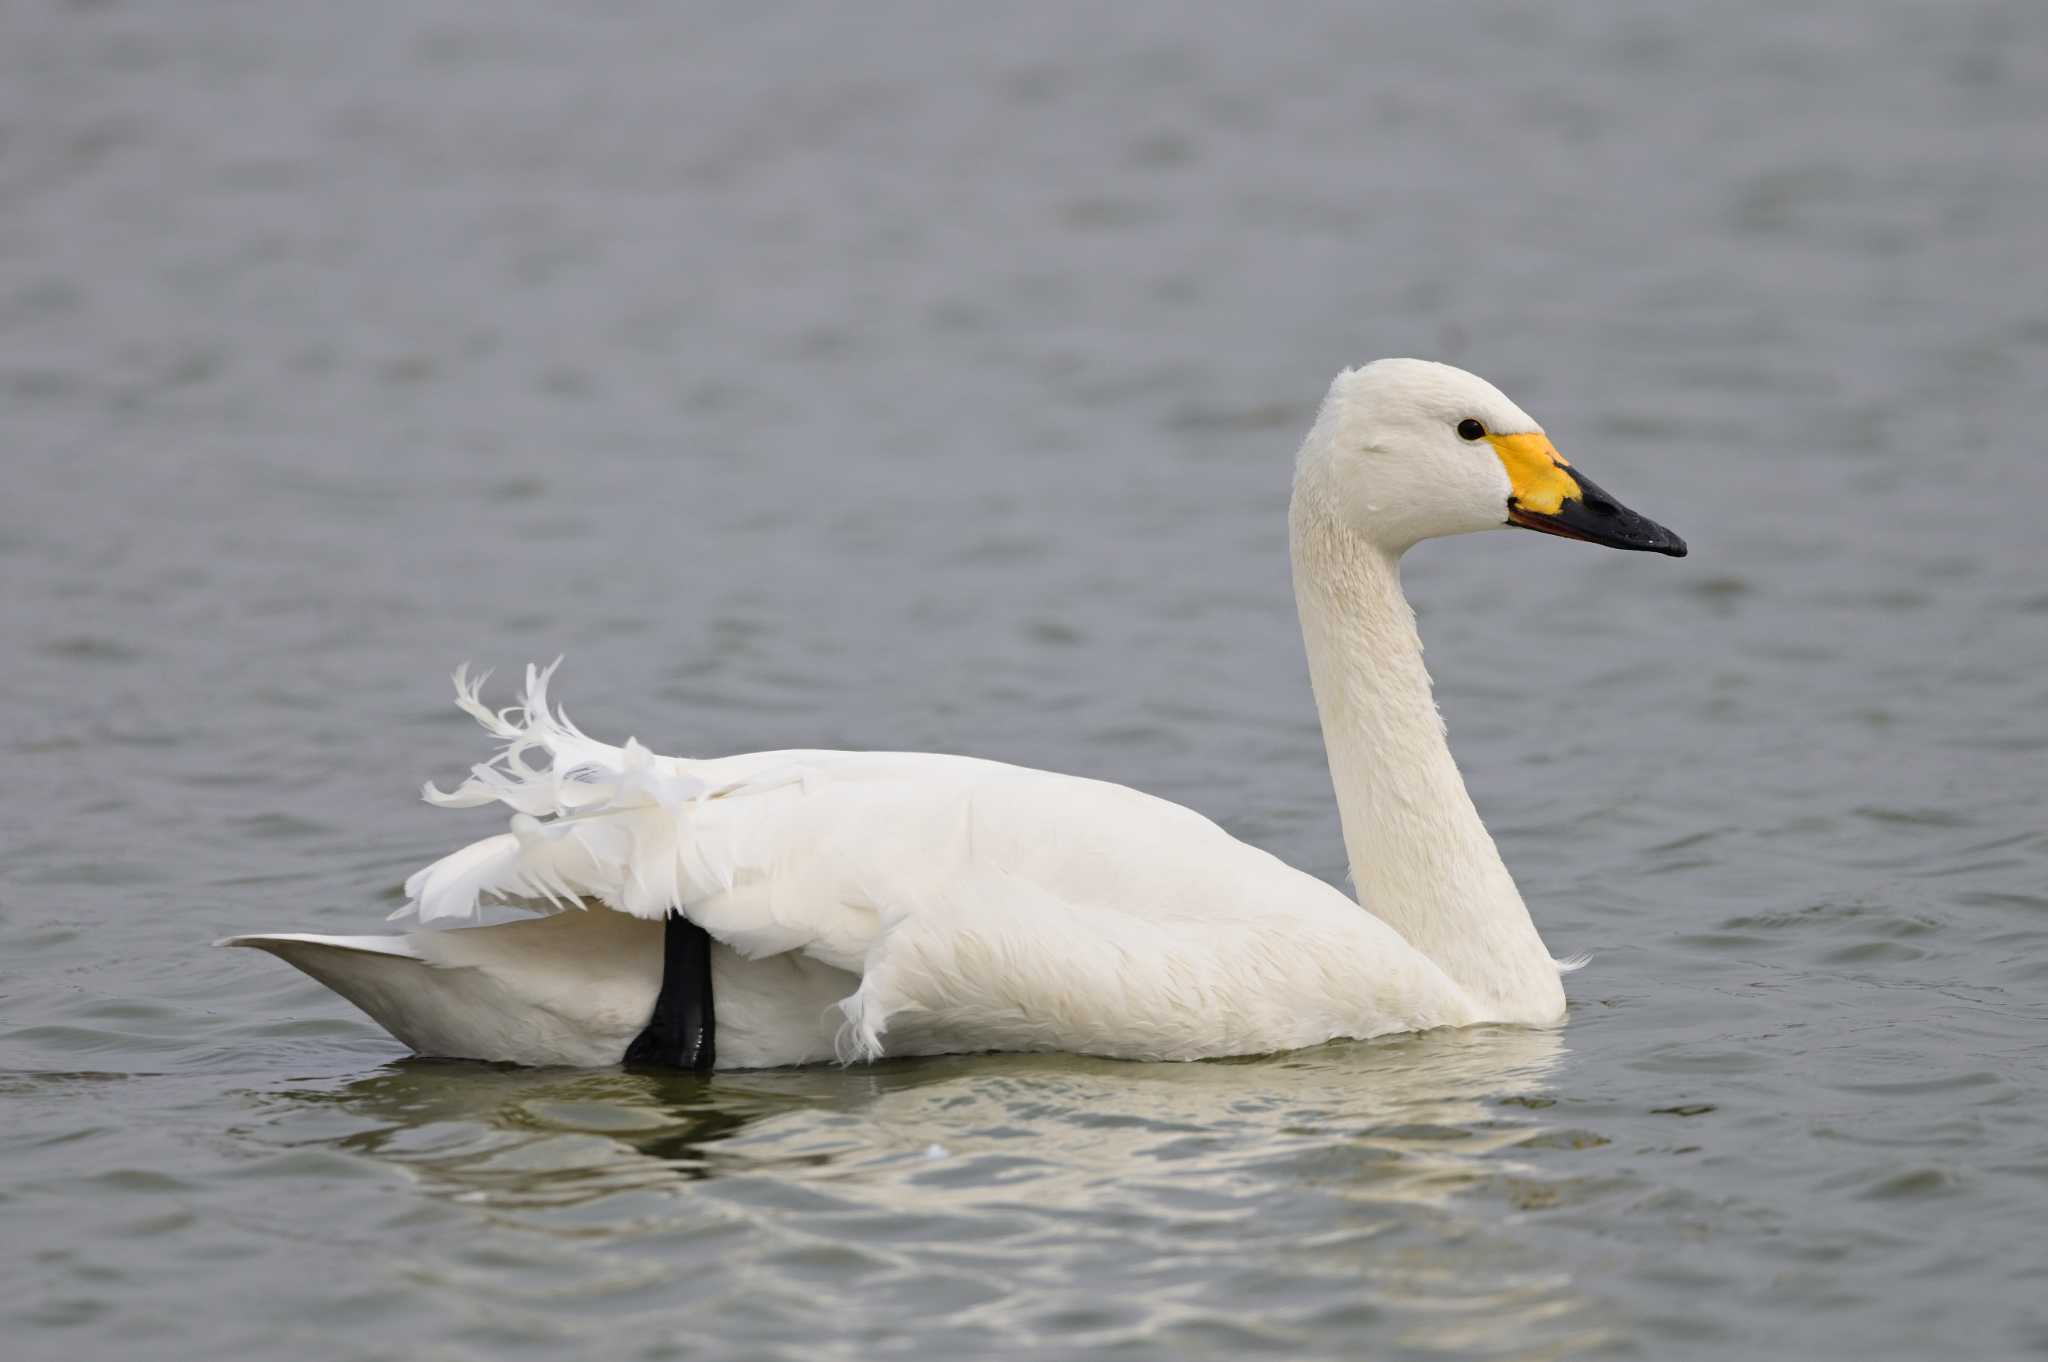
[623,911,716,1072]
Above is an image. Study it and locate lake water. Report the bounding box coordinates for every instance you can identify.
[5,3,2047,1359]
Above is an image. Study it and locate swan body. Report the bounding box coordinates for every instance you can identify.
[224,359,1684,1068]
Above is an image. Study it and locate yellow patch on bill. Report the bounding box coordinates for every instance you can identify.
[1486,432,1580,516]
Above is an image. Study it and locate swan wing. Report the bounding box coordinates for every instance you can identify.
[343,664,1477,1063]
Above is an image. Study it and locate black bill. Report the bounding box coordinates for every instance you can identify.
[1508,469,1687,557]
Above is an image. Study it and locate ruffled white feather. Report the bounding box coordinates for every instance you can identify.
[396,661,802,926]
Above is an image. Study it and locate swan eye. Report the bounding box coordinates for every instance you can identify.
[1457,418,1486,442]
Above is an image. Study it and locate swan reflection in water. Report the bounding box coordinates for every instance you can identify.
[266,1025,1568,1209]
[247,1027,1606,1353]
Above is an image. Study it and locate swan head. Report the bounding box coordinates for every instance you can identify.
[1298,358,1686,558]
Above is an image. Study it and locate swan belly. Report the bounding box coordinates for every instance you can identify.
[822,873,1476,1063]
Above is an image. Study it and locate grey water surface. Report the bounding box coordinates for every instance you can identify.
[4,3,2047,1359]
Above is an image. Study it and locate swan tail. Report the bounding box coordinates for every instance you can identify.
[218,933,455,1056]
[396,662,798,928]
[219,915,667,1067]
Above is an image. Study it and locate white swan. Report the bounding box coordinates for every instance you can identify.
[223,359,1685,1070]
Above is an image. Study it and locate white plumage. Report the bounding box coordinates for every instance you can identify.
[224,359,1684,1068]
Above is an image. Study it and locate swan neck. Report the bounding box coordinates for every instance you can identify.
[1288,486,1564,1022]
